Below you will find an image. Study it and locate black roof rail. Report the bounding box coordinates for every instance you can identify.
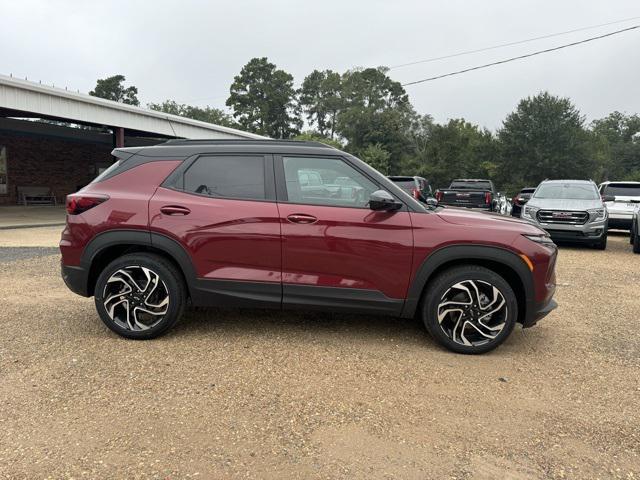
[161,138,335,148]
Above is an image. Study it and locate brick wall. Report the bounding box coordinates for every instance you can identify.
[0,130,114,205]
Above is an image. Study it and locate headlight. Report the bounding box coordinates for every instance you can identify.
[523,206,539,220]
[587,208,607,222]
[523,234,556,247]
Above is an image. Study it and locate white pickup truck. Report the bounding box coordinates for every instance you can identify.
[598,181,640,230]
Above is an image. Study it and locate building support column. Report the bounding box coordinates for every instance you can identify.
[113,127,125,148]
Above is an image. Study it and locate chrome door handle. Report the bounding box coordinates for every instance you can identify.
[287,213,318,224]
[160,205,191,216]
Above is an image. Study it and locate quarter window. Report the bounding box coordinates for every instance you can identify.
[282,156,378,208]
[184,156,265,200]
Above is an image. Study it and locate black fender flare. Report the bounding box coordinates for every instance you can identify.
[400,244,534,320]
[80,229,197,295]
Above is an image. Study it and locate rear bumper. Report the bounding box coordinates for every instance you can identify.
[523,298,558,328]
[61,262,90,297]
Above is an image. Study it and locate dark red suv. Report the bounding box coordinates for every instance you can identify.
[60,139,557,354]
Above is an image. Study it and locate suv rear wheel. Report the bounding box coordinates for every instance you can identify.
[422,265,518,354]
[94,253,186,339]
[633,228,640,254]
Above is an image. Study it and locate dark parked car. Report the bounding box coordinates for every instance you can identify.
[388,176,432,203]
[60,139,557,354]
[511,187,536,218]
[435,179,500,211]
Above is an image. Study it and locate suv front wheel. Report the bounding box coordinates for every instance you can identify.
[94,253,186,339]
[422,265,518,354]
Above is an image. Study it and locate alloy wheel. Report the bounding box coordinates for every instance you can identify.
[437,279,508,347]
[102,265,170,331]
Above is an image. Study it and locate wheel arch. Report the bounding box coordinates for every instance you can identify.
[81,230,196,297]
[401,245,534,324]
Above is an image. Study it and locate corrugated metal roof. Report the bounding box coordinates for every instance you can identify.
[0,74,266,140]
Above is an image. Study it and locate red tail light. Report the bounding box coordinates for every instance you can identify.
[485,192,492,204]
[412,188,420,199]
[66,194,109,215]
[512,196,519,205]
[435,191,443,201]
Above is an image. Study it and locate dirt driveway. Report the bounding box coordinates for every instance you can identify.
[0,227,638,479]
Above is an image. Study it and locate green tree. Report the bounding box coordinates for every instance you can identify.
[148,100,236,128]
[336,67,415,174]
[89,75,139,105]
[498,92,594,188]
[590,112,640,180]
[226,57,300,138]
[293,131,343,149]
[299,70,342,139]
[359,143,391,174]
[411,119,499,190]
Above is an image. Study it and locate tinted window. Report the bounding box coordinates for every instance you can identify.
[283,156,378,208]
[90,160,121,184]
[392,180,416,191]
[520,188,536,194]
[184,156,265,200]
[534,183,599,200]
[602,184,640,197]
[450,180,492,190]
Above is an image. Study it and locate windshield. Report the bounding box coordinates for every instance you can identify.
[603,184,640,197]
[450,180,491,190]
[534,183,599,200]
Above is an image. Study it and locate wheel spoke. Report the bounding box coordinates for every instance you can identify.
[437,278,508,347]
[102,265,170,332]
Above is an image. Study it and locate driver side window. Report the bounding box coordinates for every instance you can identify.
[282,156,378,208]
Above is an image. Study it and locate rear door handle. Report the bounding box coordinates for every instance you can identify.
[287,213,317,224]
[160,205,191,216]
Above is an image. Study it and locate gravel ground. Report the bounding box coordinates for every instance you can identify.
[0,228,638,479]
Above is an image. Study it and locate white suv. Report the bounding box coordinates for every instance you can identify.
[598,181,640,230]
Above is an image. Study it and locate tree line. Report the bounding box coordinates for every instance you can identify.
[89,60,640,194]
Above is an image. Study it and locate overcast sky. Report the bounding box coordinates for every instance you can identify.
[1,0,639,130]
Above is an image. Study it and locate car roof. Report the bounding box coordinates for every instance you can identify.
[113,139,340,158]
[540,179,594,185]
[389,176,418,181]
[599,180,640,185]
[451,178,491,181]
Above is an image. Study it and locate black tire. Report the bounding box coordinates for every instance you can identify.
[94,253,186,339]
[421,265,518,354]
[633,229,640,254]
[631,223,636,245]
[593,232,607,250]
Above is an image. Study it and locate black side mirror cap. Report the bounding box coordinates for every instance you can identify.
[369,190,403,211]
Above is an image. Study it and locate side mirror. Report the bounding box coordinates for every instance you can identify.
[603,195,615,202]
[369,190,402,211]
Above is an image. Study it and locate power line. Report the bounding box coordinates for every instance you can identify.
[402,24,640,87]
[390,15,640,70]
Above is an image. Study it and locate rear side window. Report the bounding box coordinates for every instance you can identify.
[90,160,122,184]
[184,155,265,200]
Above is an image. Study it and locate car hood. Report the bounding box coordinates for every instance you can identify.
[526,198,603,211]
[436,207,544,234]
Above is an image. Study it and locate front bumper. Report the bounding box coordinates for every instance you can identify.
[61,262,90,297]
[523,298,558,328]
[525,217,608,243]
[607,212,633,230]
